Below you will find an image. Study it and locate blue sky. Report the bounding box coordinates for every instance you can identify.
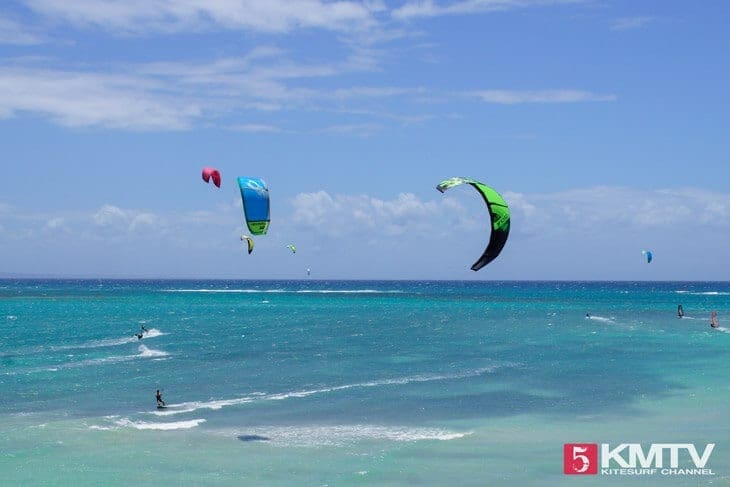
[0,0,728,280]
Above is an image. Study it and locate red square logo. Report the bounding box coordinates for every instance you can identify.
[564,443,598,475]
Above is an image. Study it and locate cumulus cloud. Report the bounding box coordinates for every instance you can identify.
[2,186,729,278]
[289,190,445,238]
[286,186,730,246]
[505,187,730,240]
[45,217,67,231]
[90,204,162,235]
[4,187,728,251]
[93,204,128,226]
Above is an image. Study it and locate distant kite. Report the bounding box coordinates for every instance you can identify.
[240,235,254,254]
[202,167,221,188]
[642,250,653,264]
[286,244,296,254]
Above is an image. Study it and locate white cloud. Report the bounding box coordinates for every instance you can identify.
[92,204,162,234]
[288,186,730,246]
[315,122,383,136]
[392,0,581,20]
[0,15,42,45]
[0,49,411,130]
[0,58,616,129]
[230,123,282,133]
[5,188,727,251]
[505,187,730,240]
[610,16,656,31]
[0,67,201,129]
[289,190,445,238]
[328,106,435,126]
[471,89,617,104]
[2,186,729,278]
[666,188,728,225]
[129,212,160,232]
[25,0,380,34]
[93,204,130,226]
[330,86,416,100]
[45,217,67,230]
[0,0,620,134]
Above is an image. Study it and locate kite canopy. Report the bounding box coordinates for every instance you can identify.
[286,244,296,254]
[240,235,254,254]
[237,177,270,235]
[436,176,510,271]
[201,167,221,188]
[642,250,653,263]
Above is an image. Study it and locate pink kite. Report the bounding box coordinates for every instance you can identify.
[201,167,221,188]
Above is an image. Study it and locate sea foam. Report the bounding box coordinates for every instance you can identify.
[228,424,471,447]
[151,365,512,416]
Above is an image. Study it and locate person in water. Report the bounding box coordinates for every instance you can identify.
[141,324,148,334]
[710,311,719,329]
[677,304,684,318]
[156,389,165,407]
[134,332,143,340]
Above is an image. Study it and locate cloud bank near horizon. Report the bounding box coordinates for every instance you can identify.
[1,186,726,279]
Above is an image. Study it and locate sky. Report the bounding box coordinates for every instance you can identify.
[0,0,728,280]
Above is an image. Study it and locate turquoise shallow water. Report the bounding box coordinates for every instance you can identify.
[1,280,729,485]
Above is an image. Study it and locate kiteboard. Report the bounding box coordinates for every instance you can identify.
[157,405,167,409]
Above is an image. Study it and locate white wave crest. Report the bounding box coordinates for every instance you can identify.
[141,328,163,338]
[163,288,285,293]
[163,288,402,294]
[138,345,168,357]
[675,291,730,296]
[91,418,206,431]
[586,315,615,323]
[153,365,512,416]
[230,424,470,447]
[49,328,164,352]
[295,289,403,294]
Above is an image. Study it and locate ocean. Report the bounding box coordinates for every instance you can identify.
[1,280,729,486]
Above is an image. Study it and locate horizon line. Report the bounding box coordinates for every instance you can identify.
[1,276,728,283]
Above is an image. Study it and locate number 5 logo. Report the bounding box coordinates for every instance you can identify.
[564,443,598,475]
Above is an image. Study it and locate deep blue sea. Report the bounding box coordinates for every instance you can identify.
[1,280,729,485]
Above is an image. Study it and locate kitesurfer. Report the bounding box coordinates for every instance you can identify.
[156,389,165,407]
[710,311,719,329]
[141,324,148,334]
[134,332,143,340]
[677,304,684,318]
